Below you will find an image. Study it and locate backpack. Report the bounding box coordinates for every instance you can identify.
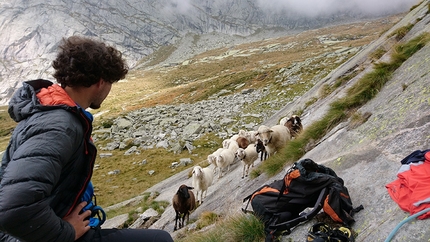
[81,181,106,228]
[242,159,363,242]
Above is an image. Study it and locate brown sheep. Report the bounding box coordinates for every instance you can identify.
[172,184,196,231]
[284,115,303,138]
[236,136,250,149]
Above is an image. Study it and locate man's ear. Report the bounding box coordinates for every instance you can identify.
[95,78,104,88]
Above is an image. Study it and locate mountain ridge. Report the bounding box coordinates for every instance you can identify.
[0,0,418,105]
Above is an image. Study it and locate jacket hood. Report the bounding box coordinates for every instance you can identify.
[8,79,76,122]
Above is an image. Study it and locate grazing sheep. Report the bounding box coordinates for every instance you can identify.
[215,148,236,178]
[256,124,291,155]
[235,144,259,178]
[255,138,269,161]
[192,165,214,205]
[283,115,303,138]
[236,136,250,149]
[172,184,196,231]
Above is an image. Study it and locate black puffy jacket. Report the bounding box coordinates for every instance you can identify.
[0,79,97,242]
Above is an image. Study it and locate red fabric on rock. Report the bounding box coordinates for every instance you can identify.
[386,152,430,219]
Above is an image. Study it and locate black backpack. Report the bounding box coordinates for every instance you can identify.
[242,159,362,242]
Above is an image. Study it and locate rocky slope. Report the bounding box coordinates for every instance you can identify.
[110,2,429,241]
[0,0,418,105]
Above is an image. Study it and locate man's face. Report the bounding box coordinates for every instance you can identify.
[89,80,112,109]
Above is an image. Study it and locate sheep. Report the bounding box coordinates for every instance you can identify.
[215,148,236,178]
[172,184,196,231]
[237,129,247,137]
[255,138,269,161]
[208,148,223,166]
[222,139,239,153]
[192,165,214,205]
[245,130,258,144]
[236,136,250,149]
[283,115,303,138]
[235,144,259,178]
[230,134,240,141]
[256,124,291,155]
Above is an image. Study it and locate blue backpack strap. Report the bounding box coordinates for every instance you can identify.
[81,181,106,227]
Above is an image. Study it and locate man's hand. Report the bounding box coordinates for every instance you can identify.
[63,201,92,240]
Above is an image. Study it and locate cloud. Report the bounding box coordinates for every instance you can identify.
[161,0,193,15]
[255,0,421,17]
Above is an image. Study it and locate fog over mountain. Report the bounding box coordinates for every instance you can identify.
[0,0,419,105]
[256,0,418,17]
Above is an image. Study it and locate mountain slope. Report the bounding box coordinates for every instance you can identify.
[138,2,430,241]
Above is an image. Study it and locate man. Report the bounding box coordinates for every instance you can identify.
[0,36,173,242]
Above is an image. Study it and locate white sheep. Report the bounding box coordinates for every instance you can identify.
[222,139,230,149]
[245,130,258,144]
[230,134,239,141]
[215,148,236,178]
[222,139,239,153]
[256,124,291,155]
[208,148,223,176]
[208,148,223,166]
[227,139,239,153]
[191,165,214,205]
[279,116,289,126]
[237,129,247,137]
[235,144,259,178]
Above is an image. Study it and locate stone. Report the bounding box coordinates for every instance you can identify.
[101,214,129,229]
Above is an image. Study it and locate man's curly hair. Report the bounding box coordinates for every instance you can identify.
[53,36,128,87]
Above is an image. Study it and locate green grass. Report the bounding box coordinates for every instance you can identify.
[388,23,414,41]
[369,47,387,61]
[92,132,223,207]
[176,213,265,242]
